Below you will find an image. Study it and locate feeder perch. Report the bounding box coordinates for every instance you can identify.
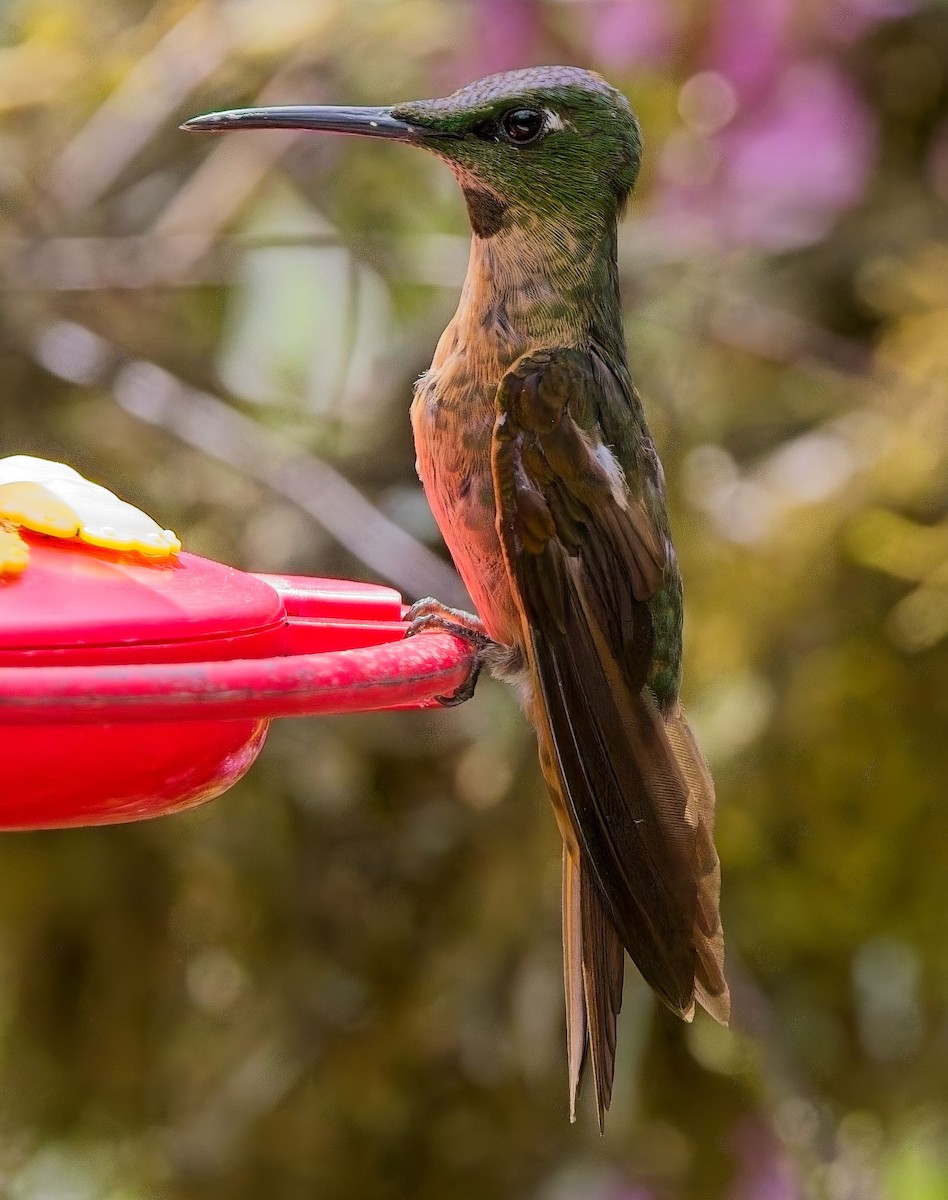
[0,528,472,830]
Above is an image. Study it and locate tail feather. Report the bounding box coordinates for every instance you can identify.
[562,846,625,1129]
[664,706,730,1025]
[562,846,586,1121]
[580,860,625,1130]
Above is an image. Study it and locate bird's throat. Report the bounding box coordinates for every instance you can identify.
[452,212,627,364]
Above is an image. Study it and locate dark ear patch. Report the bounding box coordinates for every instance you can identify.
[463,188,508,238]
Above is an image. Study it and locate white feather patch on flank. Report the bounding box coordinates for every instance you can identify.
[591,438,630,508]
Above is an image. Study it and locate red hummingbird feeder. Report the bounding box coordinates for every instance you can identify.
[0,533,473,830]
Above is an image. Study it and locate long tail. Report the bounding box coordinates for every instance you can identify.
[558,701,728,1126]
[563,847,625,1129]
[561,846,587,1121]
[665,704,729,1025]
[527,601,728,1121]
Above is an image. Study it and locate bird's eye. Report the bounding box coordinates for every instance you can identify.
[500,108,545,145]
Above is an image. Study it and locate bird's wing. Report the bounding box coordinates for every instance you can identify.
[491,348,727,1030]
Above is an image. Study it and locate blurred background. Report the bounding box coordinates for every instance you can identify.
[2,0,948,1196]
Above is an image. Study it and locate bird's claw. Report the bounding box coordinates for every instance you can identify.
[404,598,491,706]
[434,662,483,707]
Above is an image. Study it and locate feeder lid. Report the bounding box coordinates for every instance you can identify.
[0,534,285,654]
[0,457,473,752]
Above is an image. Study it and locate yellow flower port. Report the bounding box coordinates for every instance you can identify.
[0,456,181,576]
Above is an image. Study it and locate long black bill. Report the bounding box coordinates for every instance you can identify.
[181,105,426,141]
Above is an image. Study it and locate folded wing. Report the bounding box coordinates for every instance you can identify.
[491,347,728,1120]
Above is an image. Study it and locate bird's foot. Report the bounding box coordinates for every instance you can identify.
[404,598,491,706]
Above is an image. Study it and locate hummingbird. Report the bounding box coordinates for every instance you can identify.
[184,66,729,1127]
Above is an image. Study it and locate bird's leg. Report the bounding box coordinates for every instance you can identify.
[404,597,490,640]
[404,597,492,706]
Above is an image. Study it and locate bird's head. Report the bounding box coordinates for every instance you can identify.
[183,67,642,240]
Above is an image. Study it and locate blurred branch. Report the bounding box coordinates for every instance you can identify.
[149,126,306,269]
[0,231,471,290]
[29,319,468,606]
[115,363,469,605]
[162,1034,306,1177]
[3,230,876,383]
[708,288,875,378]
[1,234,233,289]
[0,233,348,290]
[48,1,233,215]
[149,71,325,269]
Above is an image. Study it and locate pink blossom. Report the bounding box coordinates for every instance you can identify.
[457,0,542,78]
[587,0,676,68]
